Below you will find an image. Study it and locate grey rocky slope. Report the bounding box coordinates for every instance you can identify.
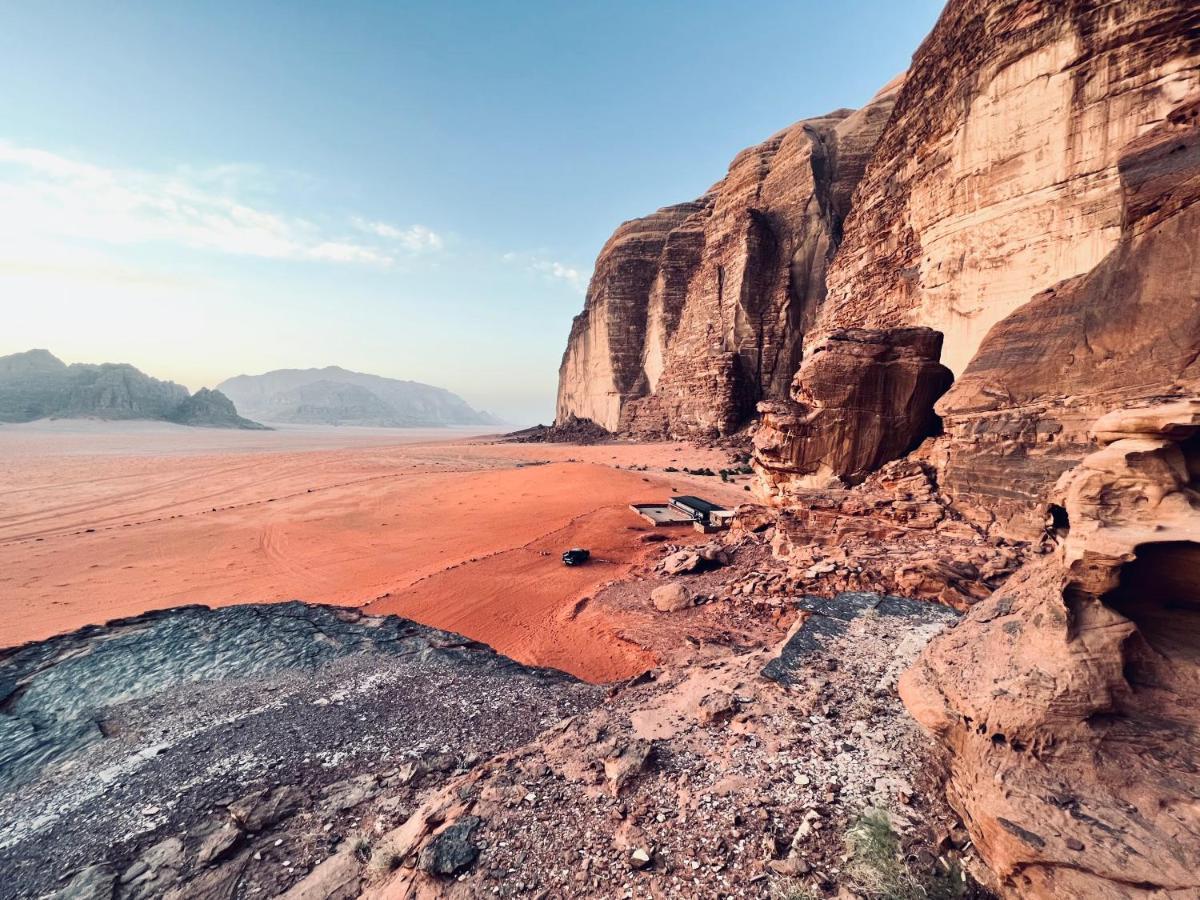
[217,366,501,428]
[0,350,263,429]
[0,602,601,900]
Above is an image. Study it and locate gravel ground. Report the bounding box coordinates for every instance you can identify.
[370,592,992,899]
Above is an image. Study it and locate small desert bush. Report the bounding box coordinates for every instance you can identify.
[769,878,819,900]
[353,836,373,862]
[845,809,964,900]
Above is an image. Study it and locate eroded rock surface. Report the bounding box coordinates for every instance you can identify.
[935,91,1200,538]
[901,402,1200,898]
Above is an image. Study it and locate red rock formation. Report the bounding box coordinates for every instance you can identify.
[821,0,1200,377]
[935,93,1200,538]
[901,401,1200,899]
[752,327,952,497]
[556,80,902,437]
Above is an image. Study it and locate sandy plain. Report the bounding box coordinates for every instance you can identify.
[0,420,746,682]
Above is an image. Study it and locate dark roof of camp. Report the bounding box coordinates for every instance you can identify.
[671,495,725,513]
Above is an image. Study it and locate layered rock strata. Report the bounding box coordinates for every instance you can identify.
[820,0,1200,377]
[752,327,952,496]
[556,80,902,437]
[901,401,1200,898]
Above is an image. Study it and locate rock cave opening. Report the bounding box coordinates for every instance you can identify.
[1047,503,1070,536]
[1105,541,1200,671]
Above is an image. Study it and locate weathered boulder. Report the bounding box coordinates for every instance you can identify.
[650,582,692,613]
[660,550,702,576]
[901,401,1200,899]
[556,80,902,437]
[753,328,952,497]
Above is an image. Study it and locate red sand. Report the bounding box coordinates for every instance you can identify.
[0,421,745,682]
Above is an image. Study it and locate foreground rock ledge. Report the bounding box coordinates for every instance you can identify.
[901,401,1200,899]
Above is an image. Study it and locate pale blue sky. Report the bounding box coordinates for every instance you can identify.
[0,1,945,425]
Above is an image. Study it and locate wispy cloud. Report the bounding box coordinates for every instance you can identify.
[0,141,438,268]
[503,251,586,292]
[353,218,444,252]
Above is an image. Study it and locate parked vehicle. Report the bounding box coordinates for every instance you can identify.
[561,548,590,566]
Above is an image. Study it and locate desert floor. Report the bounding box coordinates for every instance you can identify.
[0,420,747,681]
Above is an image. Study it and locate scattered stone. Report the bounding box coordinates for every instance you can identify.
[196,824,243,867]
[603,740,652,797]
[52,864,116,900]
[662,551,702,576]
[417,816,482,876]
[228,785,305,833]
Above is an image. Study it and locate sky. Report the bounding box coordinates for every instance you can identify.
[0,1,945,426]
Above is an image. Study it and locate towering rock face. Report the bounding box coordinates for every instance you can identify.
[821,0,1200,376]
[935,92,1200,537]
[556,80,902,437]
[554,202,706,431]
[900,88,1200,899]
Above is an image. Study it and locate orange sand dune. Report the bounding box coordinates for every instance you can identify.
[0,421,744,681]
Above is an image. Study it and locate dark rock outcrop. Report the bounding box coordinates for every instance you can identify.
[556,79,903,438]
[504,415,611,444]
[165,388,266,429]
[753,328,952,496]
[217,366,499,428]
[0,602,601,900]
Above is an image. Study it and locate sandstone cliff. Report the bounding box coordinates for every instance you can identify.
[935,92,1200,537]
[901,402,1200,899]
[556,79,902,437]
[820,0,1200,377]
[556,3,1200,896]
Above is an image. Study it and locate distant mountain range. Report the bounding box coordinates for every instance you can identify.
[217,366,502,428]
[0,350,264,429]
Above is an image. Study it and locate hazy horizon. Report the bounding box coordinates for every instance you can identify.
[1,0,945,426]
